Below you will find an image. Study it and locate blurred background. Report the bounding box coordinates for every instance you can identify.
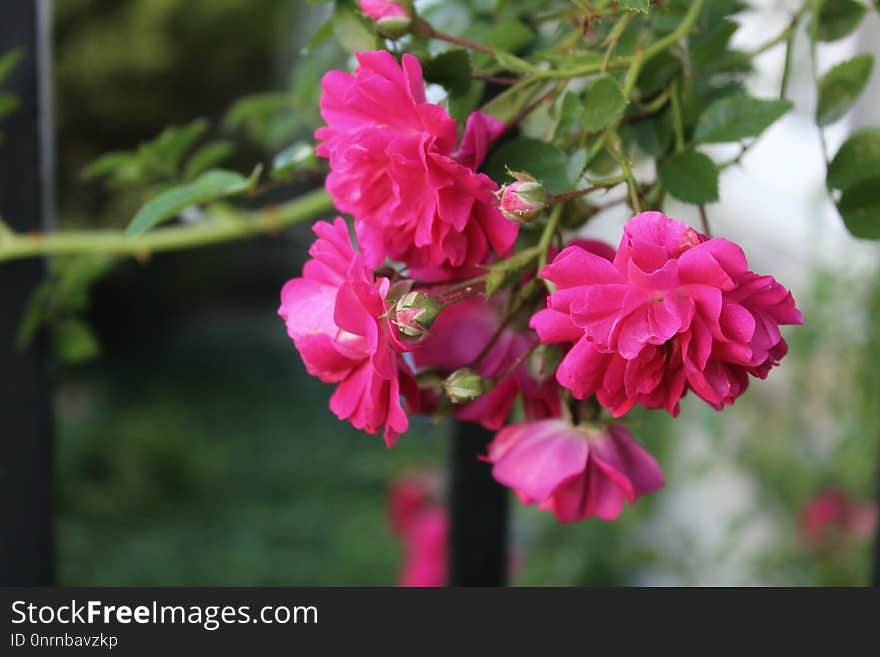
[23,0,880,585]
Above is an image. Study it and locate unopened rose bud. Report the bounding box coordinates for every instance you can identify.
[359,1,413,38]
[444,368,485,404]
[393,291,440,341]
[498,180,548,224]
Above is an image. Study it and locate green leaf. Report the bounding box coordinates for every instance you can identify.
[567,149,588,185]
[126,167,261,236]
[660,150,720,204]
[306,18,335,53]
[0,49,22,83]
[484,138,573,195]
[480,82,543,124]
[53,319,101,365]
[816,55,874,127]
[836,175,880,239]
[582,75,627,132]
[81,152,137,181]
[448,80,484,125]
[691,20,739,70]
[184,140,235,180]
[618,0,651,11]
[271,142,318,178]
[812,0,867,42]
[332,1,381,52]
[423,50,472,98]
[625,112,674,158]
[481,20,535,54]
[694,94,792,143]
[637,51,682,98]
[554,91,583,139]
[827,127,880,190]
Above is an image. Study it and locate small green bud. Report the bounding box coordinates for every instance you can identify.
[444,368,486,404]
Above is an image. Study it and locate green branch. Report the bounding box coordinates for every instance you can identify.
[535,0,704,80]
[0,188,334,263]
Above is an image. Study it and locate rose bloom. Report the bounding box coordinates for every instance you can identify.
[800,490,877,550]
[278,217,418,445]
[531,212,803,416]
[388,473,447,587]
[415,295,560,430]
[486,419,663,522]
[316,50,517,279]
[358,0,408,21]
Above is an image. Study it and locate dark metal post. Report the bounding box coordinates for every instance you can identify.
[0,0,55,586]
[449,421,508,586]
[873,460,880,587]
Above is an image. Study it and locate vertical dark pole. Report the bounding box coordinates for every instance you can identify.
[449,421,508,586]
[873,460,880,587]
[0,0,55,586]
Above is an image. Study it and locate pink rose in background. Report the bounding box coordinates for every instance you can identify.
[415,295,560,430]
[532,212,803,417]
[278,217,418,445]
[388,474,447,587]
[389,472,438,535]
[316,50,517,280]
[397,508,448,587]
[486,419,663,522]
[800,490,877,550]
[359,0,408,21]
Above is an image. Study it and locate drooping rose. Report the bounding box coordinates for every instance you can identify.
[316,50,517,280]
[278,217,417,445]
[531,212,803,416]
[486,419,663,522]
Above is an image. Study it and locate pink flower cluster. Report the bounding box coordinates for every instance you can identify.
[279,50,803,525]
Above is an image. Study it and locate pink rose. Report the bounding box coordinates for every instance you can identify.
[398,508,448,587]
[359,0,408,21]
[531,212,803,416]
[278,217,418,445]
[388,473,448,587]
[486,419,663,522]
[800,490,878,550]
[316,50,517,280]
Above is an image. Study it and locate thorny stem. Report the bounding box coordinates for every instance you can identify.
[748,4,809,58]
[698,205,712,237]
[470,281,539,370]
[601,12,636,74]
[0,188,335,263]
[416,19,495,56]
[502,86,558,135]
[534,0,703,80]
[427,274,488,297]
[494,338,541,382]
[808,6,831,171]
[438,286,483,309]
[538,203,564,271]
[550,175,626,204]
[472,74,519,86]
[670,78,685,153]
